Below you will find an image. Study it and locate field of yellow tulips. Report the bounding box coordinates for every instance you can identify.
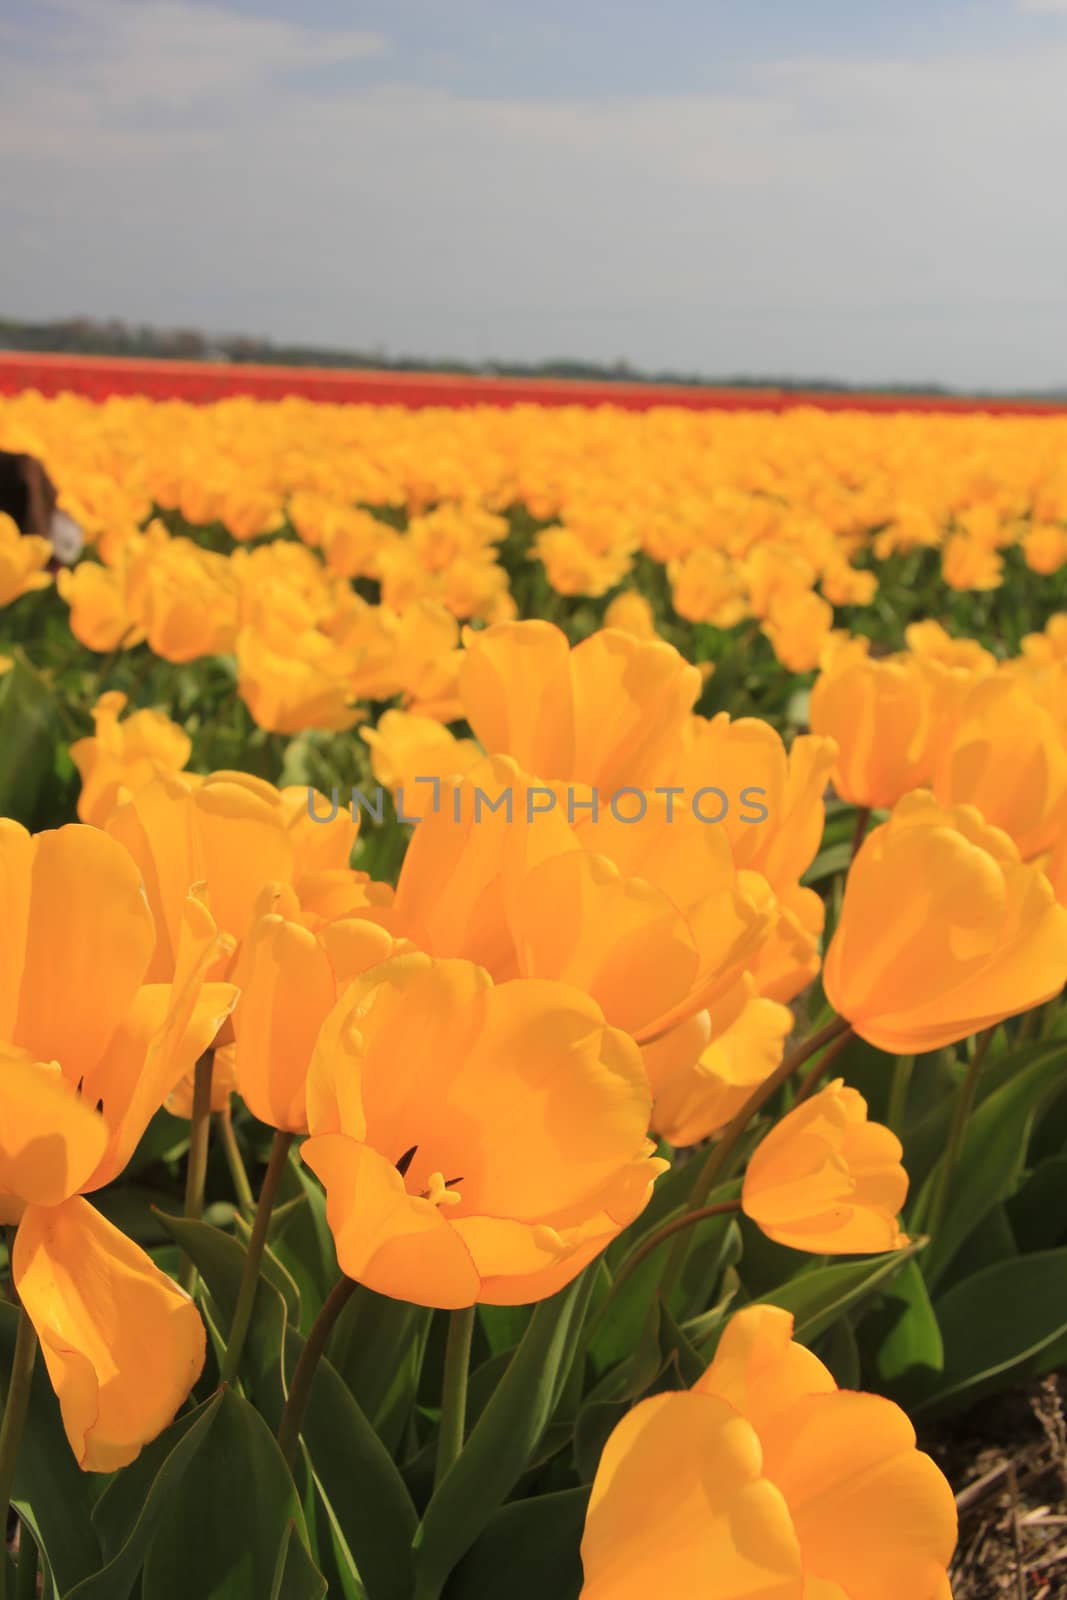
[2,387,1067,1599]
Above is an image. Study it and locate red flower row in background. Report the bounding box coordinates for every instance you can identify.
[3,350,1067,413]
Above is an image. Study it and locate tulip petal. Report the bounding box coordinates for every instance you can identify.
[231,914,337,1132]
[580,1391,804,1599]
[441,976,654,1220]
[759,1391,958,1600]
[0,1051,108,1217]
[569,629,701,794]
[193,776,295,941]
[696,1306,837,1442]
[0,818,33,1039]
[301,1133,480,1309]
[105,772,202,980]
[14,826,155,1082]
[82,894,238,1189]
[14,1197,206,1472]
[510,850,701,1038]
[742,1085,909,1256]
[459,619,576,779]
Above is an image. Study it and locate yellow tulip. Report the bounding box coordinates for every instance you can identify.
[230,903,397,1131]
[744,879,825,1005]
[742,1081,909,1253]
[933,674,1067,860]
[70,691,192,826]
[237,623,361,734]
[103,769,368,981]
[825,791,1067,1052]
[384,762,773,1045]
[602,590,658,639]
[645,974,793,1147]
[810,651,947,809]
[13,1198,206,1472]
[57,559,142,653]
[137,526,239,661]
[667,547,748,627]
[904,619,996,675]
[0,821,236,1469]
[458,620,702,795]
[0,510,52,607]
[941,532,1002,591]
[360,709,482,819]
[1021,612,1067,665]
[1022,523,1067,576]
[580,1305,957,1600]
[670,713,837,890]
[302,955,666,1306]
[515,792,773,1041]
[761,589,834,674]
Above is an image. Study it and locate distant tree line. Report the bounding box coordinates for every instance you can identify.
[2,315,1062,398]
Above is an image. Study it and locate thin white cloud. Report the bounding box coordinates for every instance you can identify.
[5,0,387,109]
[1018,0,1067,13]
[0,2,1064,387]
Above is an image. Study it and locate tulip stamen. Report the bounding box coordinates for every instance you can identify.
[422,1170,462,1209]
[395,1144,418,1177]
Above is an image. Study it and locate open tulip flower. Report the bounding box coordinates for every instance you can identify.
[824,791,1067,1053]
[741,1081,909,1254]
[376,759,774,1047]
[932,673,1067,861]
[0,509,52,607]
[457,618,703,794]
[810,648,967,811]
[580,1305,957,1599]
[0,821,237,1469]
[645,973,794,1148]
[737,873,825,1006]
[69,689,192,825]
[100,767,382,981]
[667,712,838,891]
[302,953,667,1306]
[230,892,401,1131]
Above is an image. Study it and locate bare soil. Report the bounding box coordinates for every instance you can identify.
[922,1377,1067,1599]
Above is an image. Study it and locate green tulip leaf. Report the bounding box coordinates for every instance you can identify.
[412,1273,591,1598]
[443,1487,590,1600]
[66,1394,222,1600]
[916,1249,1067,1419]
[142,1388,311,1600]
[280,1327,419,1600]
[917,1043,1067,1289]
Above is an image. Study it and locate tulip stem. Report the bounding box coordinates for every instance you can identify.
[219,1130,294,1388]
[657,1014,853,1301]
[218,1101,255,1217]
[180,1049,215,1294]
[850,806,871,860]
[926,1030,992,1244]
[1017,1005,1041,1044]
[14,1523,36,1600]
[276,1275,358,1471]
[792,1024,856,1104]
[435,1305,476,1491]
[887,1055,916,1136]
[610,1201,742,1300]
[0,1304,37,1600]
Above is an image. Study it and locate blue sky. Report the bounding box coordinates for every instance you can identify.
[2,0,1066,387]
